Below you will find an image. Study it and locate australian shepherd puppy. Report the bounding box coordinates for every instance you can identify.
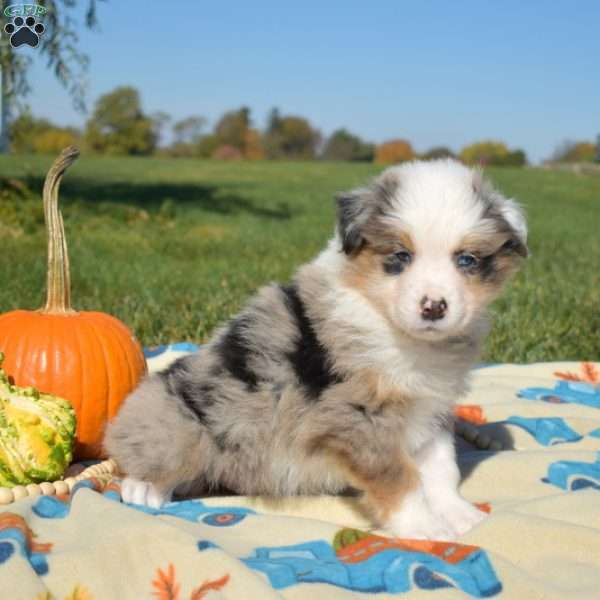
[105,159,527,540]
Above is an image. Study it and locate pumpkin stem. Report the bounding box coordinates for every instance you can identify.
[41,146,80,314]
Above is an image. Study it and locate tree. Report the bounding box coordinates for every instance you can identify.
[460,141,509,166]
[551,141,597,163]
[460,141,527,166]
[0,1,104,152]
[84,86,157,155]
[421,146,456,160]
[498,149,527,166]
[172,116,206,145]
[322,129,374,161]
[170,116,206,157]
[150,110,171,148]
[244,128,265,160]
[375,139,414,164]
[214,107,250,151]
[263,109,320,159]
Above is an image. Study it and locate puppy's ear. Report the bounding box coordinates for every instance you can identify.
[474,172,529,258]
[335,189,369,255]
[335,171,399,255]
[497,198,528,257]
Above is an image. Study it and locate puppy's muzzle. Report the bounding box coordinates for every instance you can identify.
[420,296,447,321]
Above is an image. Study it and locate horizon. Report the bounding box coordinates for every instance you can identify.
[19,1,600,163]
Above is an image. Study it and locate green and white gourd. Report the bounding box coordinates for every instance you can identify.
[0,351,76,487]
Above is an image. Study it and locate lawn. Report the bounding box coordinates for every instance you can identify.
[0,154,598,363]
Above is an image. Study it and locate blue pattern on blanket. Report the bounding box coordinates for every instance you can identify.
[542,452,600,491]
[143,342,200,358]
[33,478,255,525]
[518,381,600,408]
[504,416,583,445]
[239,538,502,597]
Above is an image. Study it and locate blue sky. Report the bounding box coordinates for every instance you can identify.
[19,0,600,162]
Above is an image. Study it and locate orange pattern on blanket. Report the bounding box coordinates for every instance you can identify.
[337,534,479,565]
[455,405,487,425]
[0,513,52,554]
[554,362,599,384]
[152,562,230,600]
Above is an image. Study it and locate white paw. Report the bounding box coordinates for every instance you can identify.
[387,488,458,541]
[433,498,486,536]
[121,477,171,509]
[388,509,457,541]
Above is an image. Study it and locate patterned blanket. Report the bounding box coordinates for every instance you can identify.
[1,345,599,599]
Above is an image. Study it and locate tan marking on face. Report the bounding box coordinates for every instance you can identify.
[340,230,415,324]
[340,247,391,319]
[458,231,511,257]
[364,224,415,255]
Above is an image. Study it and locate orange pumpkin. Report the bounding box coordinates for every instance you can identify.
[0,147,146,459]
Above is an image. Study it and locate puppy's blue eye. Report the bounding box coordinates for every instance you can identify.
[456,253,478,269]
[395,250,412,264]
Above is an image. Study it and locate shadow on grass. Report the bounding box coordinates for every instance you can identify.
[22,175,293,220]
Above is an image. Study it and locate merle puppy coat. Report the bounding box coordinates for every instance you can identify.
[105,159,527,540]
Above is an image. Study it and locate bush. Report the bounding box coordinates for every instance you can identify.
[375,139,415,164]
[460,141,509,166]
[421,146,455,160]
[322,129,374,162]
[551,141,597,163]
[33,129,79,154]
[9,111,79,154]
[196,135,220,158]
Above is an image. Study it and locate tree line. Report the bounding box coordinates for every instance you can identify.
[9,85,597,165]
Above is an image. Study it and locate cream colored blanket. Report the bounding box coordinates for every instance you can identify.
[1,352,599,599]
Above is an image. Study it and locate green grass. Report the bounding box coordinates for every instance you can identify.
[0,154,598,363]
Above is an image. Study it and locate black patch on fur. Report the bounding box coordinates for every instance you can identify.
[159,358,215,423]
[213,431,241,453]
[216,316,259,391]
[280,284,342,400]
[351,403,368,415]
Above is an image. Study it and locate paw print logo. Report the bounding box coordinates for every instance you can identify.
[4,16,45,48]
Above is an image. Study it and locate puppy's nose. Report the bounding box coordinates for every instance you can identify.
[420,296,447,321]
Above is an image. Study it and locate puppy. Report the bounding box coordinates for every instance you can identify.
[104,159,527,540]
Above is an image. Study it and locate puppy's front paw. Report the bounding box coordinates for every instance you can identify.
[435,498,486,536]
[121,477,171,508]
[388,506,456,541]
